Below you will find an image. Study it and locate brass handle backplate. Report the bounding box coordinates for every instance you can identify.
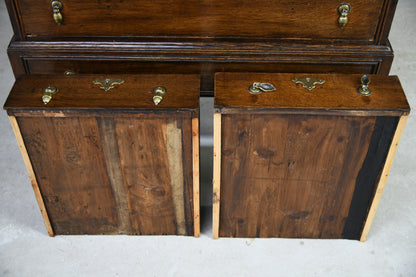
[42,86,59,104]
[357,75,371,96]
[50,0,64,25]
[152,86,167,105]
[248,82,276,95]
[338,3,351,28]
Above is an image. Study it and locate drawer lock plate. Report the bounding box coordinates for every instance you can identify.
[292,77,325,91]
[93,78,125,92]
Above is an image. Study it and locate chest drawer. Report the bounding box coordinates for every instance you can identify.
[213,73,409,240]
[4,74,200,236]
[7,40,395,96]
[7,0,396,44]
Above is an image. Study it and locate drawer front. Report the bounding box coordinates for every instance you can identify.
[5,74,200,236]
[22,59,379,95]
[10,0,395,44]
[213,73,409,240]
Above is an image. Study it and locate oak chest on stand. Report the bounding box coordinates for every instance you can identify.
[6,0,399,95]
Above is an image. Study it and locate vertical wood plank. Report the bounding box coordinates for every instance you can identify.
[360,115,409,241]
[19,117,119,235]
[219,114,375,238]
[97,117,133,234]
[116,117,177,235]
[192,117,200,237]
[8,116,54,236]
[167,119,186,236]
[212,113,221,239]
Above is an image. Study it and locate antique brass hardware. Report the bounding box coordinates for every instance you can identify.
[292,77,325,91]
[64,70,75,75]
[50,0,64,25]
[92,78,125,92]
[42,86,59,104]
[152,86,167,105]
[357,75,371,96]
[248,82,276,95]
[338,3,351,28]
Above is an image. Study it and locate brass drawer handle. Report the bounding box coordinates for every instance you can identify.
[357,75,371,96]
[64,70,75,75]
[152,86,167,105]
[42,86,59,104]
[50,0,64,25]
[338,3,351,28]
[248,82,276,95]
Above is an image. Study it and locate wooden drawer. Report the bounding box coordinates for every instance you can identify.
[7,40,395,95]
[4,74,200,236]
[213,73,410,240]
[7,0,397,45]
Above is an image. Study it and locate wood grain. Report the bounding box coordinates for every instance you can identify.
[218,114,376,238]
[215,73,410,116]
[360,115,409,241]
[212,113,221,239]
[18,116,119,235]
[8,116,54,236]
[97,117,133,234]
[192,117,200,237]
[167,119,186,236]
[10,0,394,45]
[114,116,195,235]
[7,39,394,95]
[4,74,200,111]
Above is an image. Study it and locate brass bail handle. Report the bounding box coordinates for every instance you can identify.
[42,86,59,104]
[248,82,276,95]
[50,0,64,25]
[357,75,371,96]
[152,86,167,105]
[338,3,351,28]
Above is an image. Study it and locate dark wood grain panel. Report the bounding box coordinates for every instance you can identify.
[11,0,393,44]
[343,116,399,239]
[4,74,200,111]
[215,73,410,116]
[219,114,376,238]
[18,116,119,235]
[114,116,194,236]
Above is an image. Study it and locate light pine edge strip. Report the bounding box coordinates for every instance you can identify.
[212,113,221,239]
[8,116,54,236]
[192,117,200,237]
[360,115,409,242]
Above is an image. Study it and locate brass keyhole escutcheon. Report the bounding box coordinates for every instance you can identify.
[338,3,351,28]
[50,0,64,25]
